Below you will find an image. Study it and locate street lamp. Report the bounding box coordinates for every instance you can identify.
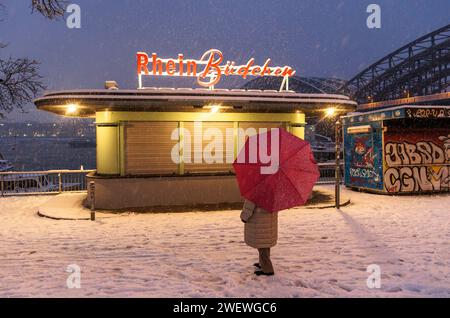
[324,107,337,118]
[335,118,342,209]
[66,104,78,115]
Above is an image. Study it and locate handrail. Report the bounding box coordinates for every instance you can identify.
[0,164,342,197]
[0,169,95,175]
[317,162,344,167]
[0,165,339,175]
[0,170,95,197]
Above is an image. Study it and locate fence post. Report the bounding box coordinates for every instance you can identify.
[1,175,4,197]
[335,118,342,209]
[89,181,95,221]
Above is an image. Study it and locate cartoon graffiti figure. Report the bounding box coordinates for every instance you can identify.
[438,134,450,162]
[363,147,375,168]
[353,139,375,168]
[355,141,365,156]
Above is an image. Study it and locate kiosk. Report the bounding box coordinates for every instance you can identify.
[342,105,450,194]
[34,50,356,209]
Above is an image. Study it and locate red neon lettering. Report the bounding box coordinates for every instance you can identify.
[282,66,296,77]
[198,49,223,87]
[251,66,261,76]
[224,61,232,76]
[228,62,237,75]
[166,59,176,75]
[137,50,296,87]
[152,53,163,75]
[186,60,197,76]
[136,52,149,75]
[261,59,272,76]
[178,54,184,76]
[238,58,255,79]
[274,68,283,76]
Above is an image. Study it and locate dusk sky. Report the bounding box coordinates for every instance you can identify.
[1,0,450,121]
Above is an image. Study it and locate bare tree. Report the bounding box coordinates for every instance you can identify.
[0,0,67,117]
[31,0,67,20]
[0,58,45,115]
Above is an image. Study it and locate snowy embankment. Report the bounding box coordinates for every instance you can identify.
[0,186,449,298]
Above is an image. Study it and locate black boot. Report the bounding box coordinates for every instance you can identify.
[254,270,274,276]
[253,263,261,269]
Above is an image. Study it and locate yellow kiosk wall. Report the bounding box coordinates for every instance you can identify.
[95,111,305,176]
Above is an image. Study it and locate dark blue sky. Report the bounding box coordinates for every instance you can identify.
[1,0,450,121]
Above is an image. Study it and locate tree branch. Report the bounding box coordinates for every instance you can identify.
[0,1,67,116]
[0,58,45,113]
[31,0,67,20]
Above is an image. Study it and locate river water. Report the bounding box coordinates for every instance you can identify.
[0,137,96,171]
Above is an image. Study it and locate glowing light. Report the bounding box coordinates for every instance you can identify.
[210,105,221,113]
[203,104,232,113]
[66,104,78,115]
[324,107,337,118]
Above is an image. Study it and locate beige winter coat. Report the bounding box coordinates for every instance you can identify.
[240,200,278,249]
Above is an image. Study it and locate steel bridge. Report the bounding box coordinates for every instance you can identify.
[242,76,347,94]
[341,23,450,104]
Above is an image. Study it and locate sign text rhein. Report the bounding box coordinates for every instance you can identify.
[137,49,296,90]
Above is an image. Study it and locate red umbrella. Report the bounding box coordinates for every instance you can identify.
[233,128,319,212]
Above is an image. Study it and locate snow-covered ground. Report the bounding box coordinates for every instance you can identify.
[0,186,449,298]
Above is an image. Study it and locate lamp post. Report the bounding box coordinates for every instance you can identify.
[335,118,342,209]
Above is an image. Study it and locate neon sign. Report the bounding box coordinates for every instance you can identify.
[137,49,296,91]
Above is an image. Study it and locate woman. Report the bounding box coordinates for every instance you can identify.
[240,200,278,276]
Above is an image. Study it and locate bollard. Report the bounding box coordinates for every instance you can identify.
[335,118,342,209]
[1,175,4,197]
[89,181,95,221]
[58,173,62,193]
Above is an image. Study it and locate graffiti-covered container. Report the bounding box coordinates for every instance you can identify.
[342,105,450,194]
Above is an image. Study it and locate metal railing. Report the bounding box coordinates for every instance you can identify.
[0,163,342,197]
[0,170,95,197]
[317,162,344,184]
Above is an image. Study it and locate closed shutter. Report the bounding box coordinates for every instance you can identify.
[125,122,179,175]
[237,122,287,152]
[183,122,235,174]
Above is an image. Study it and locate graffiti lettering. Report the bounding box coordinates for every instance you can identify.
[406,108,450,119]
[384,135,450,193]
[384,166,450,193]
[385,141,445,166]
[350,168,380,181]
[439,134,450,161]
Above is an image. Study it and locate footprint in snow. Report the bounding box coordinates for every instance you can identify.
[387,286,402,293]
[294,279,308,288]
[338,284,353,292]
